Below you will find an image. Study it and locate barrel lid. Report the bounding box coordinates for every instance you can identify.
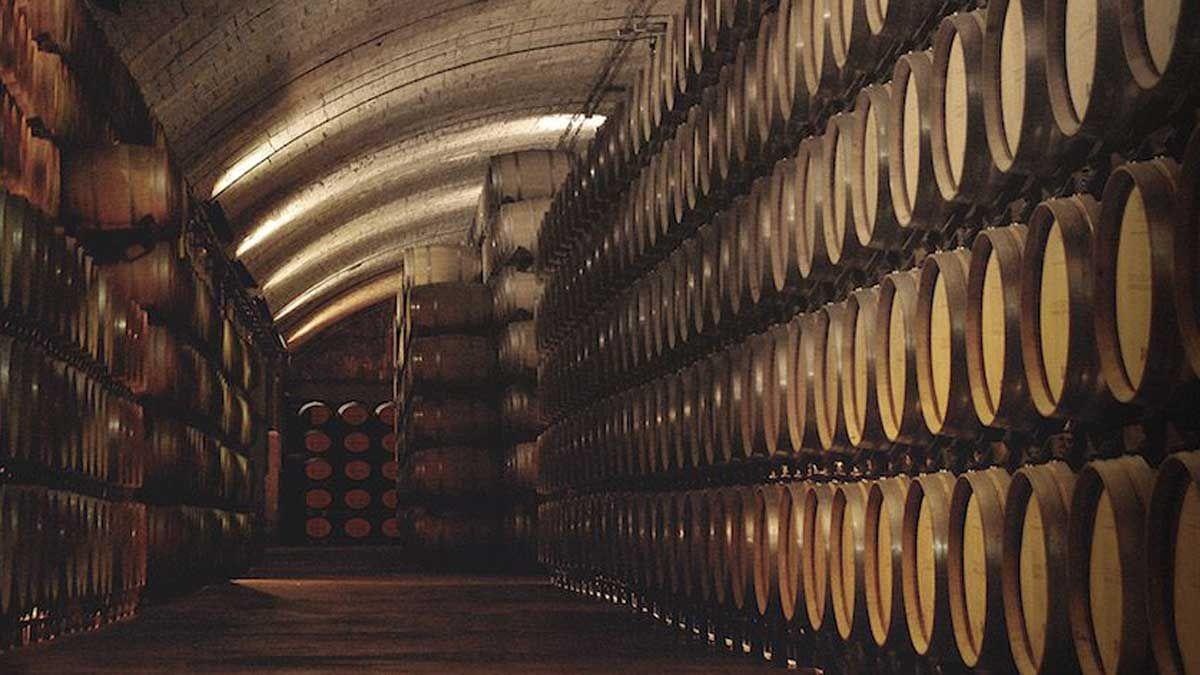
[305,489,333,510]
[305,517,332,539]
[343,432,371,454]
[344,460,372,481]
[344,518,372,539]
[304,458,333,481]
[339,401,369,426]
[344,489,372,510]
[304,430,332,453]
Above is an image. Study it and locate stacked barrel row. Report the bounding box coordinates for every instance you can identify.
[293,400,401,544]
[479,150,562,564]
[393,245,504,562]
[541,452,1200,674]
[533,0,1200,670]
[2,0,262,649]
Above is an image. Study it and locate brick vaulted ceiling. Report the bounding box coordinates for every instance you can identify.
[93,0,679,343]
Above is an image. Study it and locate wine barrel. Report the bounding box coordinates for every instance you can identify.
[409,335,495,386]
[917,248,982,438]
[754,484,786,618]
[842,286,887,450]
[931,11,1004,204]
[403,245,481,287]
[849,83,904,251]
[1067,455,1155,674]
[303,430,331,454]
[902,471,957,659]
[740,177,771,307]
[889,50,947,229]
[491,268,542,324]
[709,75,733,190]
[822,112,866,267]
[498,320,538,380]
[487,198,550,273]
[408,447,498,497]
[728,342,754,462]
[779,481,807,625]
[727,43,751,173]
[802,481,836,631]
[1021,194,1116,419]
[774,0,807,130]
[410,510,499,554]
[795,136,836,281]
[298,401,332,427]
[791,312,826,455]
[406,282,492,336]
[967,223,1033,429]
[865,475,911,649]
[304,457,333,482]
[706,487,730,606]
[831,480,870,641]
[409,397,499,445]
[338,401,370,427]
[501,385,544,438]
[734,485,760,613]
[982,0,1062,174]
[1180,128,1200,380]
[948,467,1013,669]
[487,150,571,204]
[829,0,870,77]
[764,158,798,293]
[1095,158,1191,409]
[61,144,187,231]
[1120,0,1198,97]
[699,222,725,334]
[745,17,774,159]
[817,301,852,452]
[686,358,713,468]
[669,244,693,348]
[375,401,397,428]
[799,0,838,104]
[762,320,798,456]
[688,490,714,604]
[876,269,932,445]
[1147,451,1200,675]
[1042,0,1133,140]
[740,332,772,459]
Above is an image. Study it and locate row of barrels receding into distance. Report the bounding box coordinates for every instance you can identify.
[539,146,1200,488]
[293,400,402,545]
[1,485,257,648]
[541,452,1200,674]
[537,0,1196,278]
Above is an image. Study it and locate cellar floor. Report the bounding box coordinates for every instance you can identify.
[2,548,768,673]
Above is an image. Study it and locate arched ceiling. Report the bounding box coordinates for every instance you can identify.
[94,0,677,344]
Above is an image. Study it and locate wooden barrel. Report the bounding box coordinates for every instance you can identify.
[491,268,542,324]
[982,0,1062,174]
[774,0,807,128]
[408,446,497,497]
[406,282,492,336]
[688,358,714,468]
[726,342,753,462]
[1020,194,1115,419]
[849,83,904,251]
[677,117,698,219]
[931,11,1004,204]
[1095,158,1191,409]
[709,77,733,189]
[876,269,932,445]
[779,481,807,625]
[688,490,714,604]
[410,510,498,554]
[409,397,498,445]
[917,248,982,438]
[727,43,750,173]
[487,150,571,204]
[298,401,333,427]
[741,177,772,306]
[796,135,837,281]
[865,475,911,649]
[719,206,749,318]
[763,158,798,293]
[799,0,838,104]
[337,401,370,427]
[500,385,543,437]
[1147,451,1200,675]
[486,198,549,274]
[948,467,1013,669]
[1042,0,1135,140]
[842,286,888,450]
[706,487,730,607]
[791,312,826,455]
[669,244,693,347]
[1067,455,1156,674]
[1180,128,1200,380]
[61,144,187,231]
[498,320,538,379]
[889,50,947,229]
[902,471,958,658]
[690,103,713,205]
[817,301,852,452]
[733,485,759,613]
[967,223,1033,429]
[755,484,786,618]
[740,332,772,459]
[669,492,692,599]
[822,112,866,267]
[831,480,870,641]
[802,481,836,631]
[829,0,870,77]
[743,24,772,161]
[409,335,495,386]
[761,320,798,456]
[403,245,481,287]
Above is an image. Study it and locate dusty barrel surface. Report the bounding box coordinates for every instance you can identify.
[1147,451,1200,675]
[1068,455,1156,675]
